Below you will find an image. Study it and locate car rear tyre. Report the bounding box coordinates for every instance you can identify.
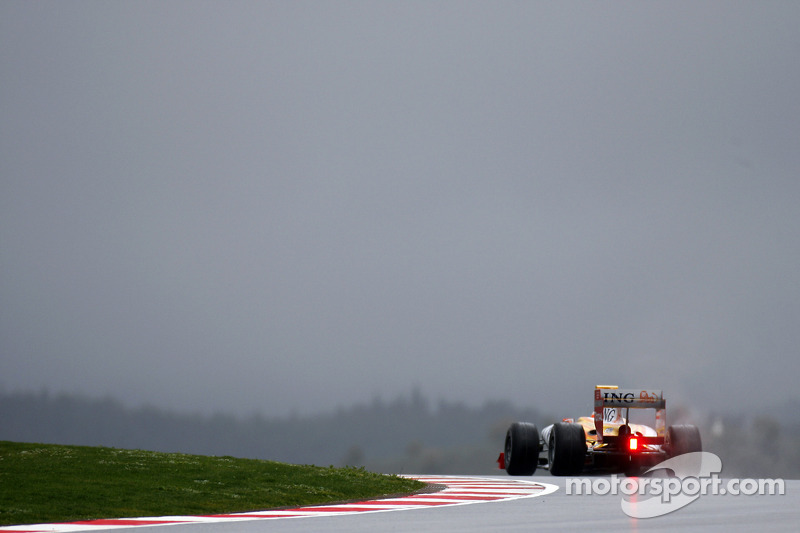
[666,424,702,458]
[548,422,586,476]
[504,422,539,475]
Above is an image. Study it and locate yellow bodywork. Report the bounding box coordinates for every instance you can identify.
[575,416,657,448]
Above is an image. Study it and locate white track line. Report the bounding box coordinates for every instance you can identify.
[0,476,558,532]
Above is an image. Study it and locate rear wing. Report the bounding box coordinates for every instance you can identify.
[593,386,666,443]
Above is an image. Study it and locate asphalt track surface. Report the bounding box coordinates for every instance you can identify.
[5,475,797,532]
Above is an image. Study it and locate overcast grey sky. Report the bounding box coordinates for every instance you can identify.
[2,2,798,419]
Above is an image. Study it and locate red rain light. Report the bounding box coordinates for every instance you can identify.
[629,437,639,451]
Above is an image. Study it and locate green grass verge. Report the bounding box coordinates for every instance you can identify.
[0,441,426,526]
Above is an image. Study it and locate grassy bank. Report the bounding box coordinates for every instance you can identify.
[0,441,425,526]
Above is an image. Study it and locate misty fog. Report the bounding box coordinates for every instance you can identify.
[2,2,799,422]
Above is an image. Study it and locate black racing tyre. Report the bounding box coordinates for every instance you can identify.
[548,422,586,476]
[504,422,540,476]
[666,424,702,458]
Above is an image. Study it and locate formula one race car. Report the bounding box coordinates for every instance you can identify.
[498,386,701,476]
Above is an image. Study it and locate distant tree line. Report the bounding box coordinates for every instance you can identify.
[0,389,547,474]
[1,390,797,477]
